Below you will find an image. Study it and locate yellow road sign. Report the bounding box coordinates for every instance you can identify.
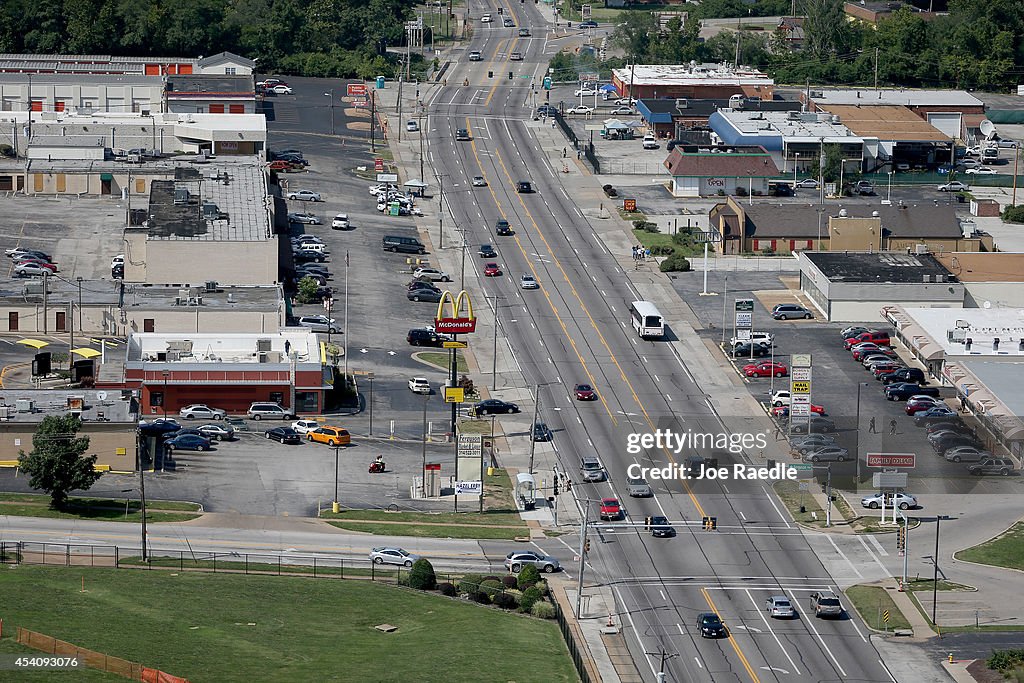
[444,387,465,403]
[442,341,467,349]
[791,380,811,394]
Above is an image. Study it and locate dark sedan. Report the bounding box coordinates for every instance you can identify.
[730,342,769,358]
[265,427,302,444]
[650,515,675,537]
[531,422,554,442]
[912,406,958,425]
[473,399,520,416]
[164,434,212,451]
[697,612,727,638]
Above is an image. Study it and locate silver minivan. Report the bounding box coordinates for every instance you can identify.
[247,402,293,420]
[627,476,652,497]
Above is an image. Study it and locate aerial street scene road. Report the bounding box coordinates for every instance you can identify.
[0,0,1023,681]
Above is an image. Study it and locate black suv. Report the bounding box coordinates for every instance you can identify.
[882,367,926,385]
[885,383,940,401]
[966,458,1014,476]
[531,422,553,442]
[730,342,769,358]
[495,219,513,236]
[697,612,727,638]
[516,181,533,193]
[407,329,447,347]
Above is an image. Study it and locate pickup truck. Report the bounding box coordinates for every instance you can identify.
[810,591,843,618]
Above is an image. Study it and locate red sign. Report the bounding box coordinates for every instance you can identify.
[623,199,637,212]
[867,453,916,468]
[374,158,384,172]
[435,290,477,334]
[425,463,441,471]
[347,83,368,97]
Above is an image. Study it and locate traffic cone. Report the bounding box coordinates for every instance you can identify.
[607,613,615,628]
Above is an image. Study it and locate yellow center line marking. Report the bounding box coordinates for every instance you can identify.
[484,35,520,107]
[702,587,762,683]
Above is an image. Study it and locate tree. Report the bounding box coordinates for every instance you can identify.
[609,11,657,59]
[517,563,541,590]
[408,558,437,590]
[18,415,101,510]
[296,276,321,304]
[802,0,848,61]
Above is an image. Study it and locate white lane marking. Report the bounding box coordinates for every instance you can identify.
[827,535,863,578]
[695,657,703,669]
[850,615,868,643]
[880,659,897,682]
[654,375,660,382]
[722,485,729,493]
[665,394,673,402]
[866,533,889,557]
[738,510,745,521]
[858,535,892,575]
[614,586,660,680]
[659,590,667,602]
[744,589,802,675]
[554,536,578,554]
[561,188,570,200]
[575,207,583,218]
[761,484,792,528]
[785,587,847,677]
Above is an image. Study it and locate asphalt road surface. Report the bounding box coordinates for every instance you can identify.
[419,2,898,680]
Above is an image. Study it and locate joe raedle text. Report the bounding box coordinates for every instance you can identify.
[626,462,798,482]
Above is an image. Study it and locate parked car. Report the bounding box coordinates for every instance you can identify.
[331,213,351,230]
[795,178,820,189]
[697,612,727,638]
[565,105,594,115]
[810,591,843,618]
[288,212,321,225]
[473,399,520,415]
[269,84,293,95]
[884,367,927,385]
[938,181,969,192]
[307,426,351,446]
[265,426,302,444]
[225,416,249,431]
[286,190,322,202]
[861,491,917,510]
[139,418,181,437]
[966,458,1014,476]
[610,106,634,115]
[965,166,997,175]
[197,424,235,441]
[840,325,869,339]
[580,456,605,482]
[574,383,597,401]
[407,329,448,347]
[870,361,905,378]
[574,88,597,97]
[790,416,836,434]
[791,434,836,451]
[370,547,420,567]
[743,361,787,378]
[912,406,958,425]
[886,383,940,401]
[905,395,944,415]
[408,377,431,394]
[291,420,321,434]
[802,446,849,463]
[730,332,774,347]
[731,342,770,358]
[641,135,659,149]
[165,434,212,451]
[925,421,973,437]
[844,330,891,349]
[412,267,452,282]
[772,303,813,320]
[930,432,983,454]
[599,497,622,521]
[247,403,293,420]
[765,596,796,619]
[944,446,992,463]
[13,263,53,277]
[179,404,226,420]
[505,551,559,573]
[408,288,442,302]
[298,315,340,333]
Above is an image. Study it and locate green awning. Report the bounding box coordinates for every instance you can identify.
[100,173,113,181]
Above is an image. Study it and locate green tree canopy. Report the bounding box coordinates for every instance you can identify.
[18,415,102,510]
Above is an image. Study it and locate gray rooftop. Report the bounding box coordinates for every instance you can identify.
[166,74,254,96]
[0,279,282,311]
[741,202,964,239]
[714,109,861,143]
[0,389,137,424]
[802,251,957,283]
[0,72,158,85]
[809,88,984,108]
[959,361,1024,417]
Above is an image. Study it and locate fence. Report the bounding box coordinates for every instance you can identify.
[551,592,593,683]
[592,160,667,175]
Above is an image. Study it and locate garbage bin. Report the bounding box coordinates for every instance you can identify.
[376,76,386,89]
[487,466,495,476]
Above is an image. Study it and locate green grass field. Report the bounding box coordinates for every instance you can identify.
[845,585,912,631]
[0,566,577,683]
[956,521,1024,571]
[0,494,201,524]
[0,638,123,681]
[322,503,529,540]
[415,351,468,373]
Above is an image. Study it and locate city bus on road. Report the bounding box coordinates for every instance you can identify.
[630,301,665,339]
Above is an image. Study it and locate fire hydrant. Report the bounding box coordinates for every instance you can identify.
[948,653,954,664]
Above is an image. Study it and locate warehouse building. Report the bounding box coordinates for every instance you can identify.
[612,63,774,101]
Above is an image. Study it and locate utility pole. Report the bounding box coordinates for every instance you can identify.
[874,47,879,90]
[528,384,540,474]
[575,515,589,618]
[434,172,448,249]
[421,393,429,497]
[138,434,148,561]
[646,650,679,682]
[397,70,404,142]
[418,103,426,180]
[734,19,741,69]
[825,464,833,527]
[370,90,377,153]
[487,295,503,391]
[42,271,48,334]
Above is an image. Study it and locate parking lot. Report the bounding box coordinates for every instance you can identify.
[672,269,1023,507]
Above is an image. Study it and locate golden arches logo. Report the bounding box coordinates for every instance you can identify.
[435,290,477,334]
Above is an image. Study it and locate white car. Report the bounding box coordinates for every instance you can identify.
[412,267,452,282]
[861,491,918,510]
[369,184,394,196]
[565,105,593,115]
[795,178,820,189]
[111,254,125,268]
[938,181,968,192]
[520,274,539,289]
[481,13,492,22]
[297,315,340,333]
[960,158,981,169]
[472,176,488,187]
[642,135,658,149]
[406,120,419,132]
[408,377,431,394]
[574,88,597,97]
[997,139,1018,148]
[331,213,350,230]
[765,596,796,619]
[270,84,293,95]
[13,263,52,277]
[179,404,226,420]
[287,190,322,202]
[369,546,421,567]
[292,419,321,434]
[965,166,997,175]
[610,106,634,115]
[771,390,791,407]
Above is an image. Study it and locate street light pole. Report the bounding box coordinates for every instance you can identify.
[855,382,865,484]
[333,444,340,513]
[487,295,503,391]
[421,393,429,497]
[323,91,335,136]
[161,369,169,419]
[528,384,541,475]
[933,515,950,626]
[368,375,375,436]
[137,431,148,561]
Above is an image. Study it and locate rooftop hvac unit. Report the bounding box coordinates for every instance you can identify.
[257,339,273,353]
[923,275,932,283]
[174,188,190,205]
[15,399,34,413]
[915,244,929,254]
[205,281,219,292]
[675,98,688,109]
[0,406,12,419]
[258,351,269,363]
[787,111,800,120]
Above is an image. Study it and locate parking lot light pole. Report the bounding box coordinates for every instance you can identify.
[933,515,951,626]
[855,382,867,484]
[368,375,375,436]
[323,91,335,136]
[333,445,341,513]
[161,369,169,419]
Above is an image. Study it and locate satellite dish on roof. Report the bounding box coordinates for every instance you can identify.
[980,119,996,140]
[96,391,108,400]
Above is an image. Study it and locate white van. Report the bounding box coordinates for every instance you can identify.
[247,403,293,420]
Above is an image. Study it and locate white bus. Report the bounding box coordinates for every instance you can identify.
[630,300,666,339]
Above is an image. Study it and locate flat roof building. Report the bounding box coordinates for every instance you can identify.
[933,252,1024,308]
[663,145,780,197]
[612,63,774,101]
[0,51,254,77]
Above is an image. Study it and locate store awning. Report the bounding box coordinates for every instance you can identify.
[71,348,102,359]
[16,339,49,349]
[100,173,114,181]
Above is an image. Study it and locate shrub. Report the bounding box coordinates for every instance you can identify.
[1002,205,1024,223]
[534,580,549,596]
[531,601,556,619]
[459,574,484,595]
[482,575,502,584]
[296,276,321,304]
[520,586,543,613]
[501,575,519,589]
[0,144,13,158]
[716,189,726,196]
[631,220,646,229]
[517,564,541,590]
[479,579,503,599]
[641,222,660,233]
[660,254,691,272]
[651,244,674,256]
[409,558,437,590]
[493,592,518,610]
[735,186,748,197]
[471,590,491,604]
[438,582,457,597]
[987,649,1024,671]
[505,588,523,603]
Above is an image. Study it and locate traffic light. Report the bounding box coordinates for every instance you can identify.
[553,480,559,495]
[584,539,591,553]
[508,71,513,80]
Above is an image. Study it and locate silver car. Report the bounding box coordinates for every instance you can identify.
[298,315,340,333]
[179,404,226,420]
[627,476,652,497]
[286,190,323,202]
[861,491,917,510]
[197,423,235,441]
[802,446,848,463]
[504,551,560,573]
[765,596,796,618]
[369,546,420,567]
[580,456,605,482]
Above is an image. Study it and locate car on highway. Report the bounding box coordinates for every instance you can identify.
[531,422,553,442]
[599,497,622,520]
[307,426,351,447]
[966,458,1014,476]
[642,134,659,149]
[938,181,969,192]
[407,288,442,302]
[789,416,836,434]
[288,212,321,225]
[484,262,502,277]
[286,190,322,202]
[905,395,944,414]
[861,491,917,510]
[408,377,431,394]
[473,399,520,415]
[965,166,997,175]
[472,176,488,187]
[495,219,513,235]
[697,612,727,638]
[886,383,940,401]
[197,423,235,441]
[297,315,340,333]
[509,51,523,60]
[370,547,420,567]
[505,551,560,573]
[943,446,992,463]
[579,20,598,28]
[468,50,482,60]
[565,105,594,115]
[574,383,597,401]
[478,244,497,258]
[265,426,302,444]
[455,128,471,141]
[772,303,814,320]
[516,180,533,193]
[413,267,452,282]
[291,419,321,434]
[650,515,675,537]
[331,213,351,230]
[810,591,843,618]
[802,446,848,463]
[518,27,531,36]
[520,274,539,289]
[627,476,652,497]
[179,404,226,420]
[580,456,605,482]
[765,596,796,619]
[164,434,212,452]
[406,120,419,132]
[743,361,787,378]
[480,14,492,23]
[502,17,514,27]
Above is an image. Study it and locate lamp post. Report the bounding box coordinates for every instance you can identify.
[794,152,800,185]
[367,374,375,436]
[816,208,825,251]
[76,276,83,331]
[323,91,335,136]
[161,369,169,419]
[932,515,951,626]
[421,392,429,497]
[855,382,867,484]
[333,444,341,513]
[486,295,505,391]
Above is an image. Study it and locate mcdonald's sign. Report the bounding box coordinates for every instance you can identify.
[435,290,477,334]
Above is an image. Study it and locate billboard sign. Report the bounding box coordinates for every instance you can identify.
[867,453,916,468]
[435,290,477,334]
[347,83,368,97]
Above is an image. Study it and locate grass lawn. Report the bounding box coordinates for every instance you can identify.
[322,502,528,540]
[956,521,1024,571]
[457,418,497,434]
[415,350,468,373]
[0,494,201,524]
[903,578,975,592]
[0,637,124,681]
[0,566,577,683]
[845,585,912,631]
[631,228,706,258]
[772,480,826,527]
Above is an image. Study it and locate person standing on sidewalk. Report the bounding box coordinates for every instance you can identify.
[869,416,876,433]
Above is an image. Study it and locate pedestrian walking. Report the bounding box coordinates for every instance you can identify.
[889,418,898,436]
[631,245,638,260]
[577,150,582,160]
[868,416,876,433]
[563,147,567,158]
[644,247,651,259]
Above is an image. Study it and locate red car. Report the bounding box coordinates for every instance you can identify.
[905,395,943,415]
[14,258,57,272]
[599,497,622,520]
[743,361,788,378]
[772,404,826,417]
[574,383,597,401]
[851,343,893,361]
[872,363,903,379]
[483,262,502,277]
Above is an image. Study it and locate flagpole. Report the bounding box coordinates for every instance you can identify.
[344,250,350,385]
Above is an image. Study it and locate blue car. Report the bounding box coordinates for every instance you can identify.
[139,419,181,437]
[165,434,212,451]
[912,406,958,426]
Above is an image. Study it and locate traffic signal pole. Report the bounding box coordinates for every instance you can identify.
[575,515,589,618]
